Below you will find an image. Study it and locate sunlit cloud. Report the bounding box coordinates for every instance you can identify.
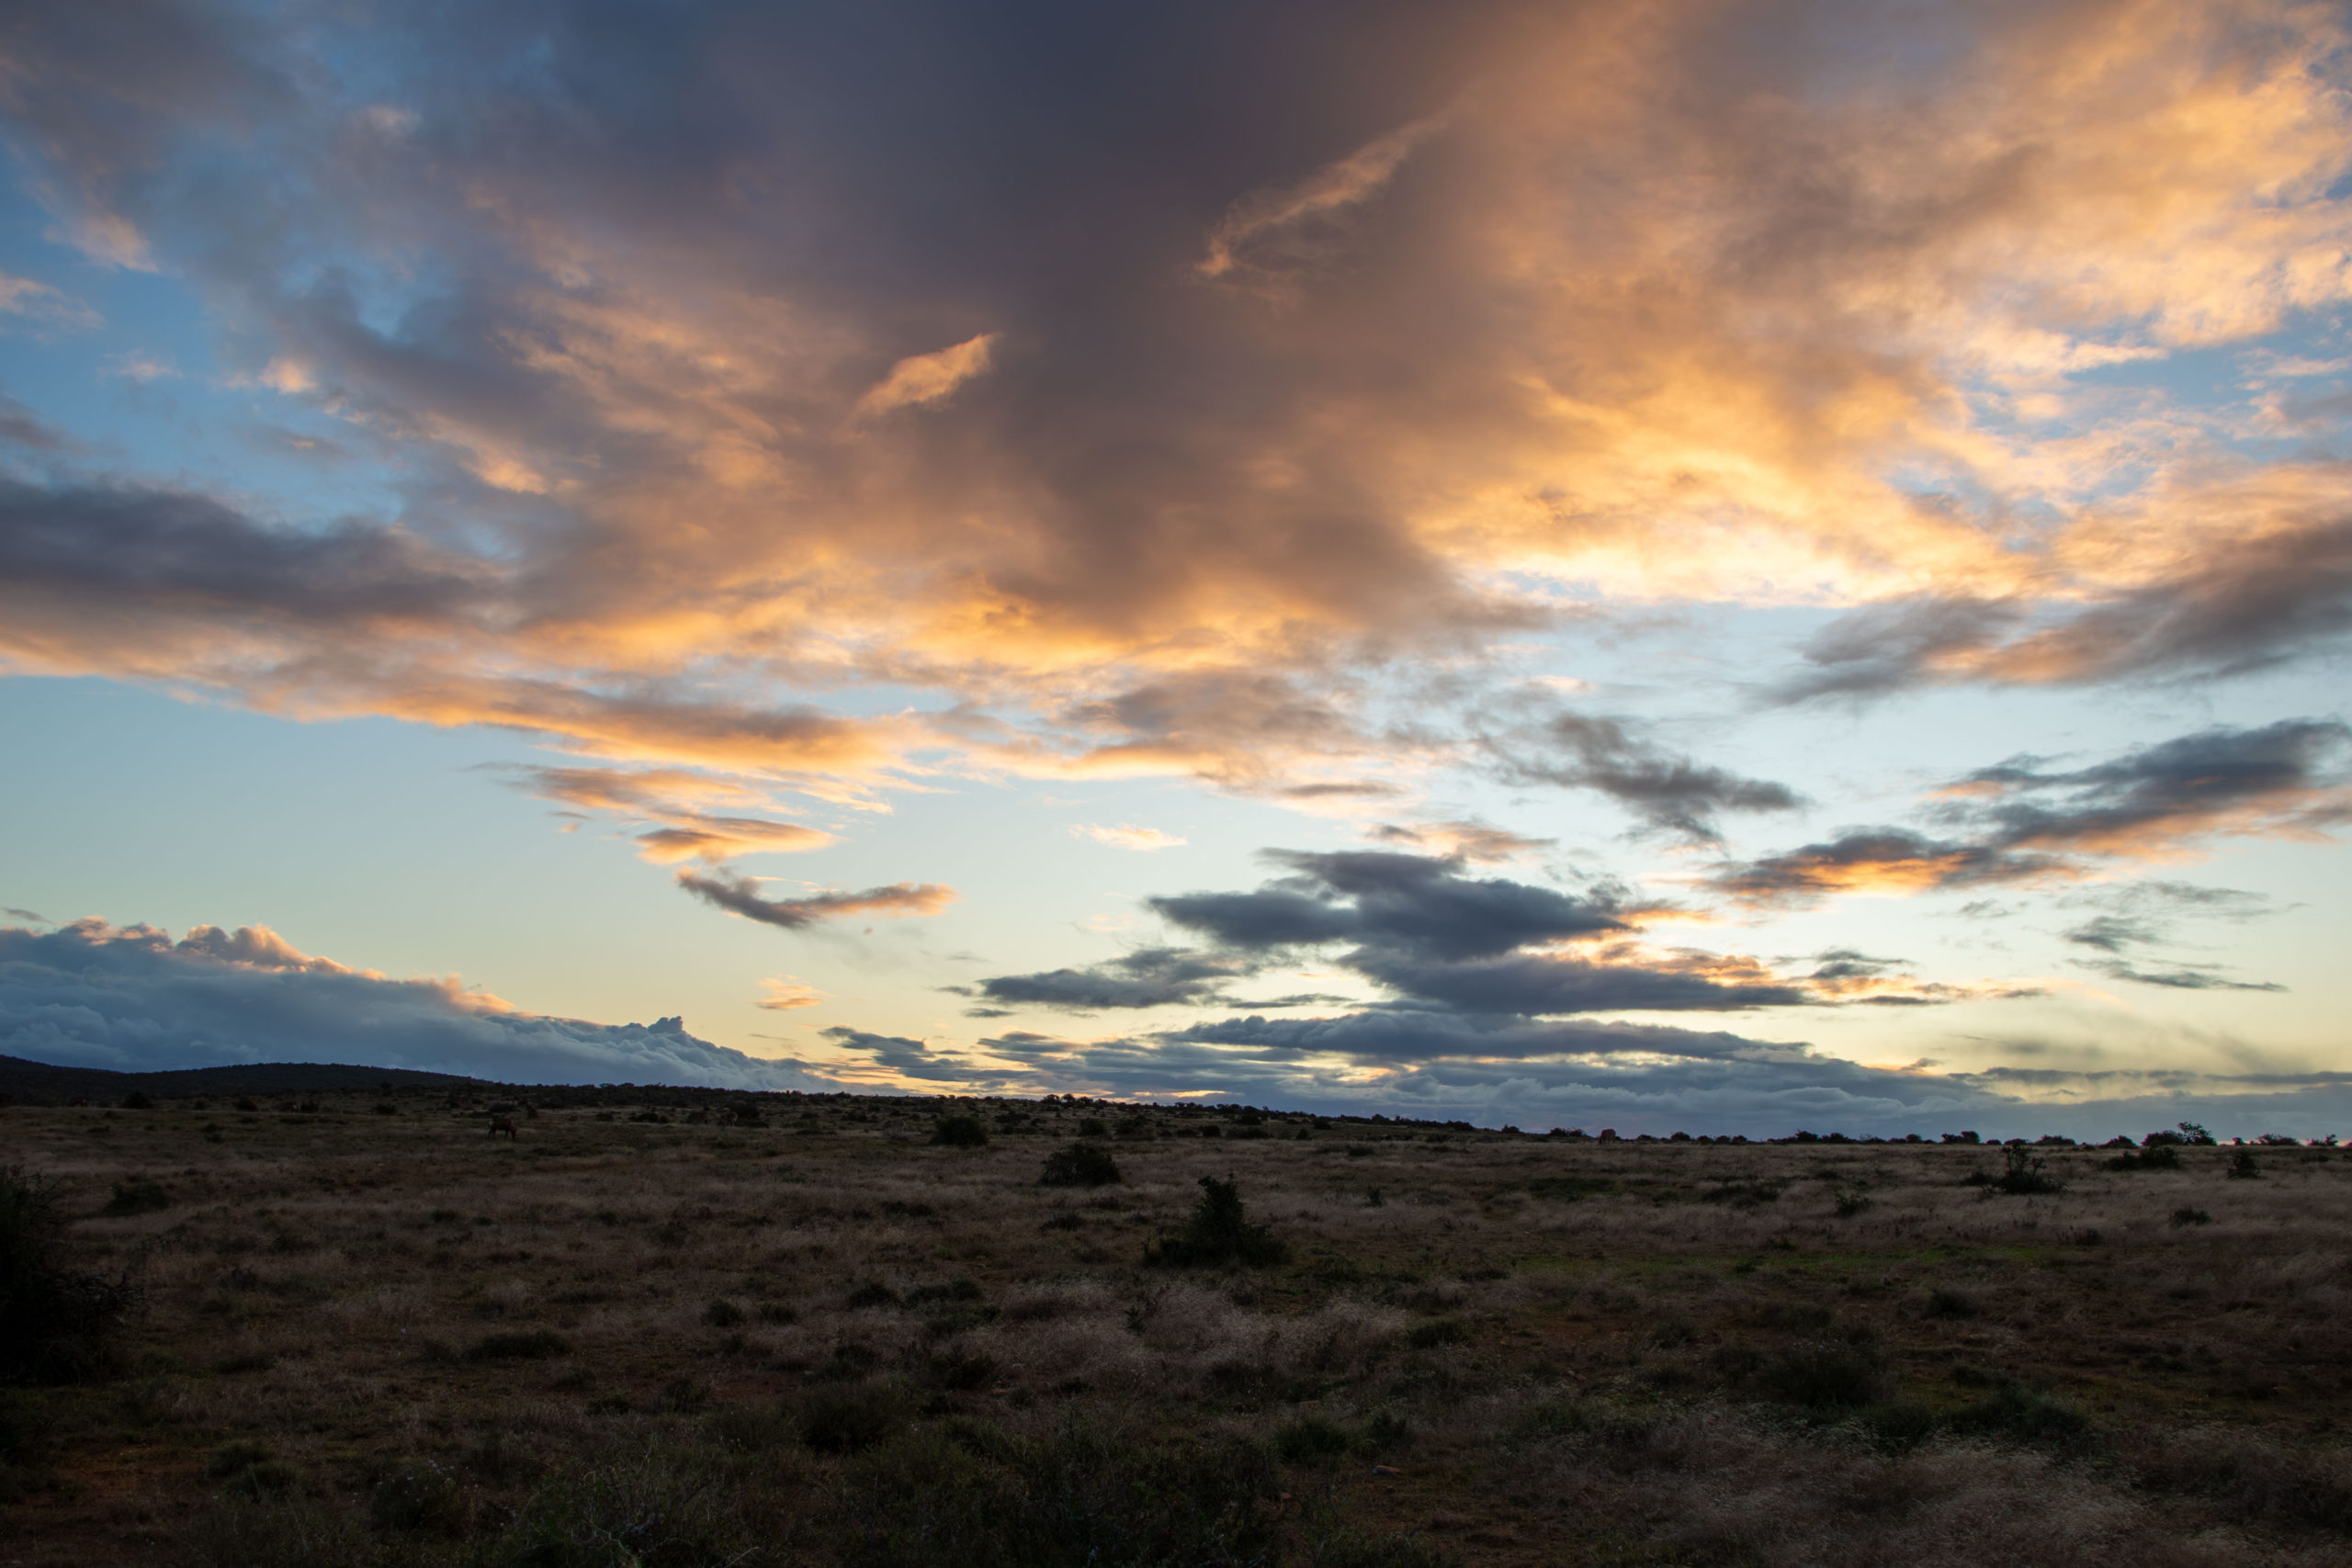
[754,976,826,1010]
[1072,823,1187,851]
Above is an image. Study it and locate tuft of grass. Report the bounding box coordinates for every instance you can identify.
[2172,1206,2213,1227]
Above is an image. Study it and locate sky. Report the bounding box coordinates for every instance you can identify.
[2,0,2350,1138]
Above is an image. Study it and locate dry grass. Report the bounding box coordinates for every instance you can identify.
[4,1092,2351,1564]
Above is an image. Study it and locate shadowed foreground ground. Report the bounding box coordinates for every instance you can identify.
[5,1087,2351,1565]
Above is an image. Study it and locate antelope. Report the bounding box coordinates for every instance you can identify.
[489,1116,518,1140]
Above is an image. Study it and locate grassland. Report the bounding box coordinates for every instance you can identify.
[6,1086,2352,1565]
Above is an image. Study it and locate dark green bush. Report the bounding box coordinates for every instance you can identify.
[1945,1382,2097,1452]
[2228,1150,2264,1180]
[1969,1145,2064,1194]
[0,1164,137,1382]
[2172,1206,2212,1227]
[1076,1119,1109,1138]
[1038,1143,1123,1188]
[1144,1177,1286,1268]
[1754,1338,1891,1409]
[702,1299,746,1327]
[801,1382,906,1454]
[484,1442,762,1568]
[2107,1144,2180,1171]
[1406,1318,1470,1350]
[98,1175,164,1214]
[1924,1288,1978,1320]
[368,1460,467,1535]
[1274,1414,1353,1461]
[932,1116,989,1149]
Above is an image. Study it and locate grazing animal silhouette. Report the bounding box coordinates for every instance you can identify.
[489,1116,518,1140]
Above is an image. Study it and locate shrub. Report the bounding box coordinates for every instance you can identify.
[1144,1176,1286,1268]
[102,1179,169,1217]
[368,1460,467,1535]
[464,1329,572,1361]
[831,1416,1282,1568]
[1407,1318,1470,1350]
[801,1382,906,1453]
[1274,1414,1354,1461]
[0,1164,138,1382]
[702,1298,746,1327]
[1923,1288,1978,1320]
[2107,1143,2180,1171]
[1969,1145,2064,1194]
[1754,1338,1892,1408]
[1945,1381,2097,1452]
[2171,1206,2212,1226]
[485,1442,762,1568]
[932,1116,989,1149]
[1076,1118,1109,1138]
[1039,1143,1123,1188]
[2228,1150,2264,1180]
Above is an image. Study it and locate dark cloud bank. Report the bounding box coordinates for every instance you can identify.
[0,919,829,1089]
[3,915,2339,1138]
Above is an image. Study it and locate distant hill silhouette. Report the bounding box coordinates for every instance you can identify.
[0,1054,497,1104]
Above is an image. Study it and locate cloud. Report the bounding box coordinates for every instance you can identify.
[0,0,2342,816]
[975,845,1990,1021]
[1369,820,1552,863]
[2057,879,2284,991]
[1712,721,2352,907]
[969,946,1264,1012]
[754,977,825,1010]
[673,868,956,931]
[0,917,829,1088]
[502,765,836,863]
[0,271,99,333]
[1072,824,1187,851]
[1483,713,1803,842]
[855,333,1000,414]
[1151,850,1627,959]
[1196,114,1446,300]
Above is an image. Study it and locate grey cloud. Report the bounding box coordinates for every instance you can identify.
[675,869,954,930]
[1151,850,1625,960]
[1711,722,2350,907]
[1347,948,1812,1014]
[0,479,492,629]
[1783,514,2352,698]
[1487,713,1804,843]
[1948,720,2352,852]
[0,917,826,1088]
[970,946,1262,1012]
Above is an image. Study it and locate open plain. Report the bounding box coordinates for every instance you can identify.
[6,1087,2352,1566]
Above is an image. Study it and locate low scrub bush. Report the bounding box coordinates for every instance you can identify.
[0,1164,138,1382]
[102,1178,170,1216]
[1969,1145,2064,1195]
[485,1442,764,1568]
[832,1417,1282,1568]
[1945,1381,2097,1453]
[1039,1144,1122,1188]
[1753,1338,1892,1409]
[2107,1144,2181,1171]
[802,1382,908,1454]
[931,1116,989,1149]
[1145,1177,1286,1268]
